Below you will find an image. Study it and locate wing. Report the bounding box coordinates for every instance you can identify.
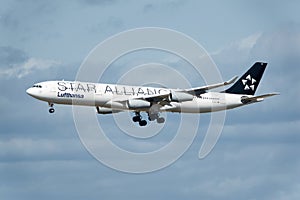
[183,76,238,95]
[241,93,279,104]
[107,77,238,105]
[103,90,171,110]
[111,89,170,103]
[103,76,238,107]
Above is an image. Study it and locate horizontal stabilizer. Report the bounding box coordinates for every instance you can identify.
[241,93,279,104]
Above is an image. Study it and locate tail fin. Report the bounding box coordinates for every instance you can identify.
[225,62,267,95]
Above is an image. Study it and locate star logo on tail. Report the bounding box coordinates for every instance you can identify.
[241,74,256,91]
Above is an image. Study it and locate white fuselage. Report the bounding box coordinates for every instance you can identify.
[26,80,249,113]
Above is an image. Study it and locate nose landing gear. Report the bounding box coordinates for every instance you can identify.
[48,103,55,113]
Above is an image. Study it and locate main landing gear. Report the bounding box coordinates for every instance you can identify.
[148,113,165,124]
[132,112,147,126]
[132,112,165,127]
[48,103,55,113]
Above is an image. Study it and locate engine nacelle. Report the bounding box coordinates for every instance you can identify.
[170,90,194,102]
[127,99,151,109]
[96,107,121,114]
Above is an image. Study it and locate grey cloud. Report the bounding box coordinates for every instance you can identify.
[0,57,61,79]
[0,2,299,199]
[143,3,155,12]
[211,24,300,124]
[88,17,123,34]
[250,25,300,84]
[0,46,61,79]
[0,138,87,162]
[0,46,28,67]
[171,123,300,199]
[143,0,188,13]
[213,24,300,77]
[0,1,57,31]
[0,13,19,30]
[80,0,117,6]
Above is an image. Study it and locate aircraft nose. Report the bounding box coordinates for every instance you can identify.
[26,88,32,95]
[26,88,35,97]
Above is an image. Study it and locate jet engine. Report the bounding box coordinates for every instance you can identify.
[127,99,151,109]
[96,107,121,114]
[170,90,194,102]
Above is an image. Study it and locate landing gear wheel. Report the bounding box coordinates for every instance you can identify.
[148,114,158,121]
[48,103,55,114]
[139,120,147,126]
[133,112,148,126]
[157,117,165,124]
[132,115,141,122]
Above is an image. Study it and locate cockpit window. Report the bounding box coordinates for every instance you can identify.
[32,85,42,88]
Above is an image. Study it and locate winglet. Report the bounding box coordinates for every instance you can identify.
[267,92,280,96]
[183,75,239,94]
[224,76,238,85]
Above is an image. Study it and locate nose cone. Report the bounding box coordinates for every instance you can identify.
[26,88,33,96]
[26,87,38,98]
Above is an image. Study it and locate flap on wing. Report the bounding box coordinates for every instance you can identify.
[184,76,238,95]
[112,90,170,103]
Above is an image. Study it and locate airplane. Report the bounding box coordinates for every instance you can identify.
[26,62,278,126]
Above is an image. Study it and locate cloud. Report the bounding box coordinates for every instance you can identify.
[212,24,300,71]
[0,46,61,79]
[211,32,262,70]
[80,0,117,6]
[0,138,85,162]
[0,57,61,79]
[89,17,124,34]
[0,13,19,30]
[0,1,57,32]
[210,24,300,124]
[0,1,299,198]
[143,0,187,13]
[251,24,300,70]
[0,46,28,66]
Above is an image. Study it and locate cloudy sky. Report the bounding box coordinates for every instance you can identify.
[1,0,300,199]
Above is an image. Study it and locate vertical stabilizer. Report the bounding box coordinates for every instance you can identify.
[225,62,267,95]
